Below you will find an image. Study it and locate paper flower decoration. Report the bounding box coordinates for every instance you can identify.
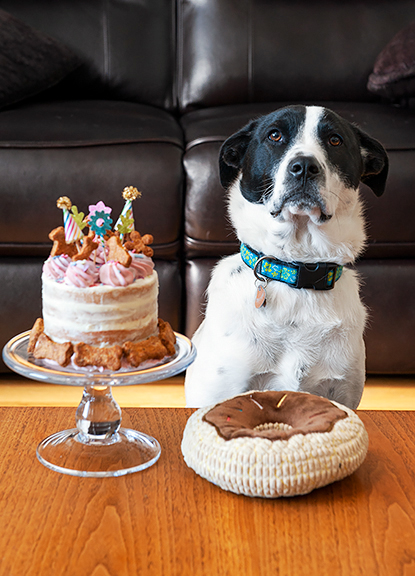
[89,201,112,216]
[88,201,113,237]
[56,196,84,243]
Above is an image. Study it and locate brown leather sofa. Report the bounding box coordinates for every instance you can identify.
[1,0,415,374]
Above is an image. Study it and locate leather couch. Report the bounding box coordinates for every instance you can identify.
[1,0,415,375]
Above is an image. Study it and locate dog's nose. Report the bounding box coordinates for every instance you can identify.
[288,156,321,180]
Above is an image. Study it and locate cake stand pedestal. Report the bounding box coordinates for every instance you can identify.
[2,331,195,478]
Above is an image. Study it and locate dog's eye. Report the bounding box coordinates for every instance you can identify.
[329,134,343,147]
[268,130,283,143]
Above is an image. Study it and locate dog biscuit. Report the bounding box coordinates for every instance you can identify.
[73,342,123,371]
[158,319,176,355]
[106,234,132,267]
[124,231,154,257]
[72,230,99,261]
[33,332,73,367]
[49,226,78,258]
[123,336,167,367]
[28,318,44,354]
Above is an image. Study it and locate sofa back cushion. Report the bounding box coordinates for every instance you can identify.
[178,0,415,112]
[0,0,176,110]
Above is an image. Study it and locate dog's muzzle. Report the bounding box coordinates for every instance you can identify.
[271,155,331,223]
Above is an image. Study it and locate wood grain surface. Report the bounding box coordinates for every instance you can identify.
[0,407,414,576]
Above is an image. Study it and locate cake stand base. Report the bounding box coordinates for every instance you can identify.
[37,427,161,478]
[36,383,162,477]
[3,331,196,477]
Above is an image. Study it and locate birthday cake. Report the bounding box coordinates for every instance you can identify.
[28,188,176,370]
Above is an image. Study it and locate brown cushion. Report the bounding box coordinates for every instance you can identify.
[367,21,415,103]
[0,8,80,109]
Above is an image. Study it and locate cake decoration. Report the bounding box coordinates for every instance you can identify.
[29,189,177,370]
[73,342,123,372]
[106,235,132,267]
[130,254,154,279]
[72,230,99,262]
[65,260,99,288]
[87,201,113,238]
[115,186,141,238]
[57,196,84,243]
[28,318,44,354]
[124,230,154,257]
[99,260,135,287]
[33,332,74,367]
[48,226,78,258]
[69,204,87,232]
[89,242,106,266]
[42,254,72,280]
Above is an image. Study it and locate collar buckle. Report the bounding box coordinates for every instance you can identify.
[294,261,338,290]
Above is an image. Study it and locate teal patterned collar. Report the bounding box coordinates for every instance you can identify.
[240,243,343,290]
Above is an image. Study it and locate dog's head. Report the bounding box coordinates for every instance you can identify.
[220,105,388,260]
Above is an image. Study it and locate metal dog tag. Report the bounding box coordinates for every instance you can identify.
[253,256,269,308]
[255,283,267,308]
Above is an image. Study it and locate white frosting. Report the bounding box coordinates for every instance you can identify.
[42,271,159,346]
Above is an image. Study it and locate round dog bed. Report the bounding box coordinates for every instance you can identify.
[181,390,369,498]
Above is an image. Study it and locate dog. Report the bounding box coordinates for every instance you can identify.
[185,105,388,409]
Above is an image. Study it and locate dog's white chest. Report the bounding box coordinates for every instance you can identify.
[187,254,366,406]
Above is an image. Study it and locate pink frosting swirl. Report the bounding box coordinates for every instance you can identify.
[129,254,154,279]
[88,240,107,267]
[43,255,72,280]
[65,260,99,288]
[99,261,135,287]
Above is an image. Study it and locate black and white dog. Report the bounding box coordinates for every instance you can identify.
[185,105,388,409]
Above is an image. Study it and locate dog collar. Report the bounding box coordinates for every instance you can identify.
[240,243,343,290]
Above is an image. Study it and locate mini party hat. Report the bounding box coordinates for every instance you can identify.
[115,186,141,237]
[57,196,84,243]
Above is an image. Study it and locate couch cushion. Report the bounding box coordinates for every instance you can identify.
[0,100,184,259]
[0,0,176,110]
[182,101,415,259]
[0,8,80,110]
[178,0,415,112]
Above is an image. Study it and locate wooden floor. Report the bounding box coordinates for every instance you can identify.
[0,373,414,410]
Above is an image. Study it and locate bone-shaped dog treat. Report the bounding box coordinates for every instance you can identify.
[158,319,176,356]
[124,231,154,257]
[73,342,123,371]
[72,230,99,262]
[33,332,73,367]
[28,318,44,354]
[106,234,132,267]
[123,336,167,367]
[49,226,78,258]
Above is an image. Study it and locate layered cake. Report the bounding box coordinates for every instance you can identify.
[29,189,176,370]
[42,256,158,347]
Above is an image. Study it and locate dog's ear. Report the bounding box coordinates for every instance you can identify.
[219,121,256,189]
[355,127,389,197]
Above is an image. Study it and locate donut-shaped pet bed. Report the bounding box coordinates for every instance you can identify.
[181,391,368,498]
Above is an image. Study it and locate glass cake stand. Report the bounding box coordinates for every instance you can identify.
[2,331,196,478]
